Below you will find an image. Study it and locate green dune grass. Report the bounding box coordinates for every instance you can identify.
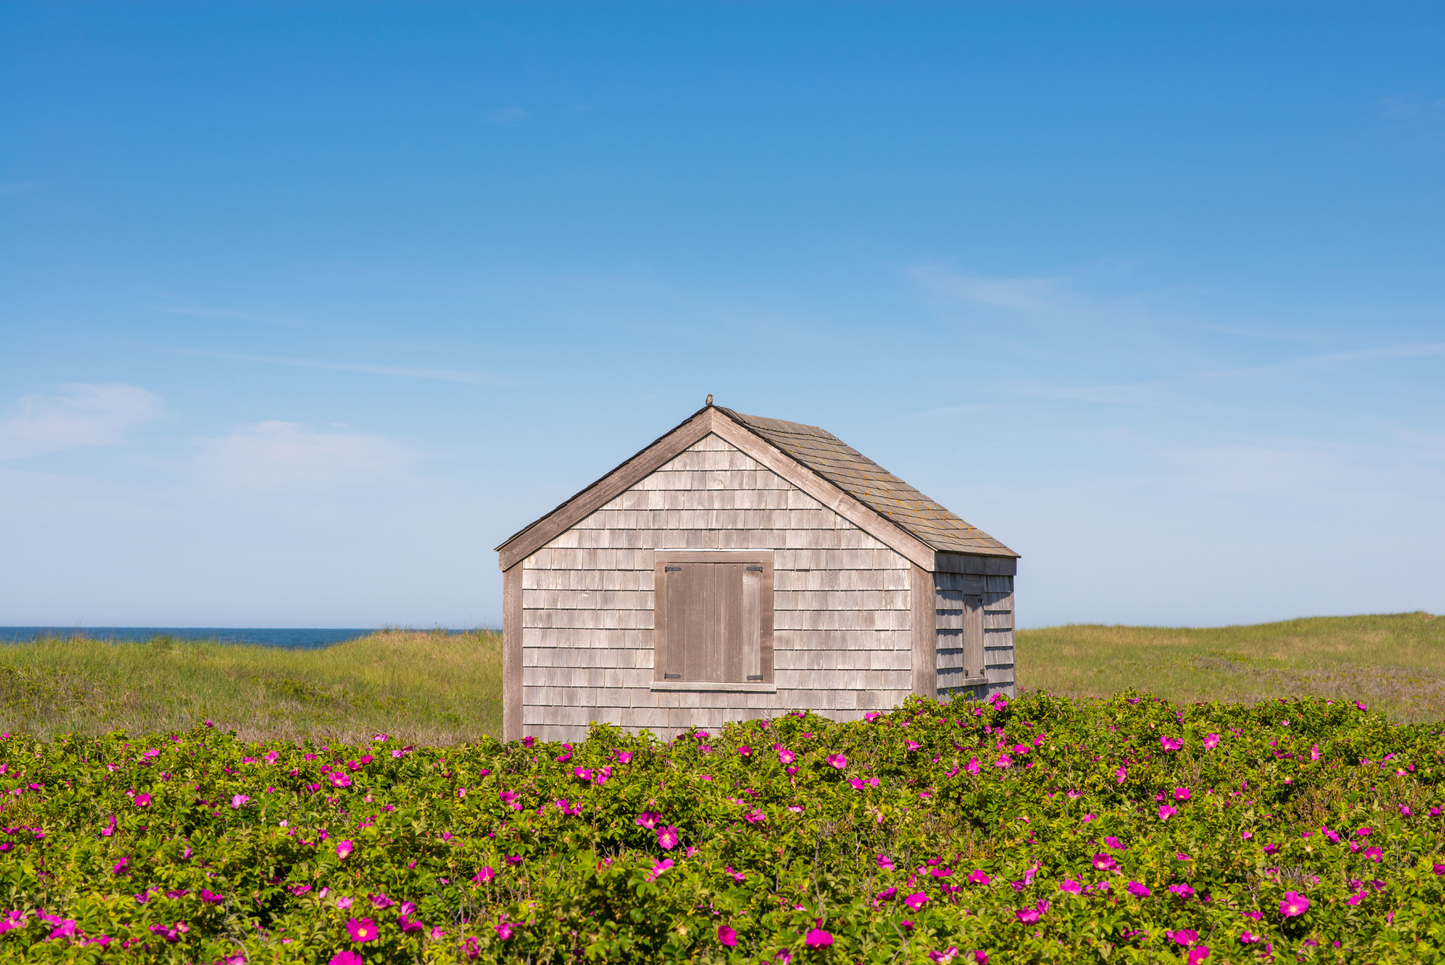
[0,629,501,743]
[1015,610,1445,723]
[0,613,1440,742]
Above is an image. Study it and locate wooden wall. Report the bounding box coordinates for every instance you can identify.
[521,433,915,742]
[935,554,1016,700]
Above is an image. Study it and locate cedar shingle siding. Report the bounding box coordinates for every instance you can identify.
[497,406,1018,742]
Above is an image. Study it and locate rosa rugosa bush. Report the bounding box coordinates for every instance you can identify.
[0,692,1442,963]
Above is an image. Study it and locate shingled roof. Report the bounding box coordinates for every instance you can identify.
[715,407,1017,558]
[496,404,1017,568]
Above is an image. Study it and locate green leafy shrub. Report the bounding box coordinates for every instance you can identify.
[0,691,1441,963]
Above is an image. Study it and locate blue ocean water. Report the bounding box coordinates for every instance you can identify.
[0,627,377,650]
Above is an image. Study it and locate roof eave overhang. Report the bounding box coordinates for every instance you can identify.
[495,406,1015,571]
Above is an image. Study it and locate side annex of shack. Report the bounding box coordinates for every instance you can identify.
[494,404,1019,743]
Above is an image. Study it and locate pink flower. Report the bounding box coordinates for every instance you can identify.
[1115,766,1127,784]
[1203,733,1220,749]
[370,893,395,909]
[656,825,680,850]
[135,793,151,807]
[967,869,991,885]
[1168,929,1198,946]
[726,865,746,883]
[1126,881,1151,898]
[906,740,920,751]
[200,889,224,905]
[744,808,766,824]
[777,748,796,764]
[1279,891,1310,917]
[1169,884,1195,899]
[805,928,833,948]
[876,854,895,871]
[635,812,660,830]
[1310,744,1321,761]
[230,794,250,808]
[336,897,353,910]
[717,925,738,947]
[1188,947,1210,965]
[904,892,928,911]
[615,750,632,764]
[330,952,364,965]
[1158,805,1177,821]
[1091,854,1116,871]
[1104,836,1127,851]
[1174,787,1191,801]
[646,858,673,882]
[973,953,988,964]
[496,921,517,941]
[1015,908,1041,924]
[346,918,378,943]
[1059,879,1083,894]
[737,745,752,757]
[1239,930,1261,944]
[1159,736,1183,751]
[336,840,354,860]
[473,866,495,884]
[826,754,848,770]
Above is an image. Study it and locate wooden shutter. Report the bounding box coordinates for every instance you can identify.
[935,573,986,691]
[655,553,772,684]
[963,590,985,680]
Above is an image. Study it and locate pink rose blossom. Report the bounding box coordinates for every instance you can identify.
[346,918,378,943]
[1279,891,1310,917]
[805,928,833,947]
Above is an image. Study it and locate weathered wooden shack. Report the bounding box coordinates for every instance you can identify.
[495,404,1019,742]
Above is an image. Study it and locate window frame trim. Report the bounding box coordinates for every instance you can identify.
[652,550,775,687]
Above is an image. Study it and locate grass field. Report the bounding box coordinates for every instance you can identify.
[0,612,1440,742]
[0,629,502,743]
[1016,610,1445,723]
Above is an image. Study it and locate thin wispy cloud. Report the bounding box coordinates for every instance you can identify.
[910,264,1068,313]
[0,181,45,197]
[1377,93,1445,126]
[173,348,519,386]
[486,106,529,124]
[194,421,416,490]
[158,305,303,327]
[0,384,163,459]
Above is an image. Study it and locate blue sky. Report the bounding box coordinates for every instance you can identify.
[2,3,1442,629]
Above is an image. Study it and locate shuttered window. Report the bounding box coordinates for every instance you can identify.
[653,552,774,685]
[935,573,986,694]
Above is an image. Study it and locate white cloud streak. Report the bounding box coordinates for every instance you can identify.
[0,383,163,459]
[194,421,416,490]
[174,348,518,386]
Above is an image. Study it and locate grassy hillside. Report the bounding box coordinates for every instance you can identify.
[0,613,1439,742]
[1016,610,1445,722]
[0,629,501,743]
